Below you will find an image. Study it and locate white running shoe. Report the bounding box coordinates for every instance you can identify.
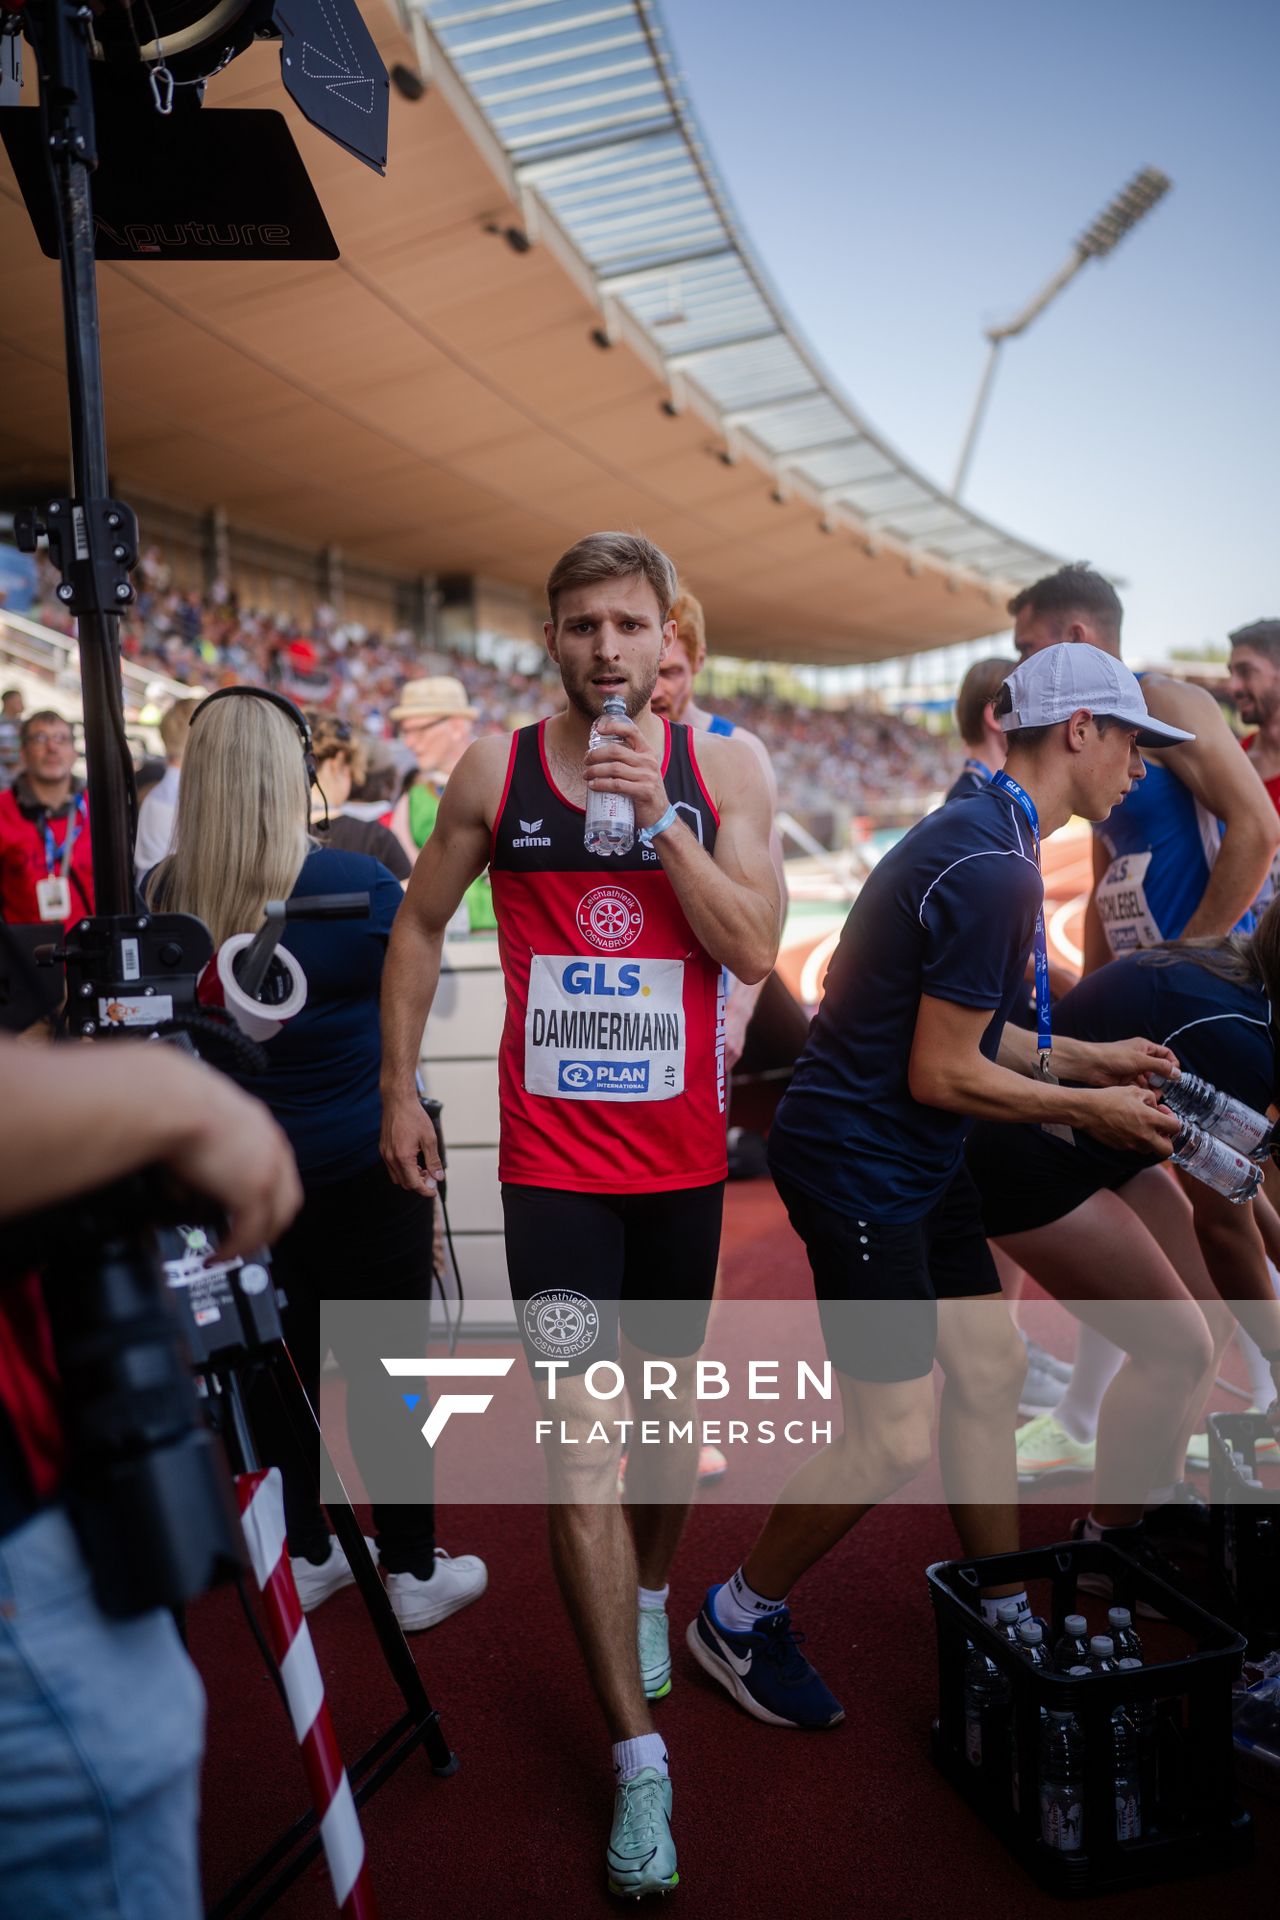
[386,1548,488,1632]
[289,1534,379,1613]
[1016,1413,1096,1481]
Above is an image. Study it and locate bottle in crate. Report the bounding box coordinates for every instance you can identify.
[1108,1607,1144,1663]
[1039,1710,1086,1853]
[1011,1621,1051,1814]
[1053,1613,1091,1673]
[963,1641,1010,1771]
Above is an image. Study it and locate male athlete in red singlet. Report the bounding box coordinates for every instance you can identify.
[380,532,780,1898]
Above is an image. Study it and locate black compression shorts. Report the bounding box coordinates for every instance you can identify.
[772,1163,1001,1382]
[966,1120,1146,1239]
[502,1181,724,1376]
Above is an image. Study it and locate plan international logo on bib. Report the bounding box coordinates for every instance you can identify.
[558,1058,650,1094]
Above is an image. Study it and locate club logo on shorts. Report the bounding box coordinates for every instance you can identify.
[577,884,643,953]
[522,1289,600,1361]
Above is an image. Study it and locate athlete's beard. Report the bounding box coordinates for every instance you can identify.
[562,658,660,722]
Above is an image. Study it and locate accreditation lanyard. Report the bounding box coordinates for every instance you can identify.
[990,769,1052,1063]
[42,796,84,880]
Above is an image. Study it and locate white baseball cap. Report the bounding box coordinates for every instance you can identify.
[998,643,1194,748]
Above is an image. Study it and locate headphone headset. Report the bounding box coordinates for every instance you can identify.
[189,686,318,789]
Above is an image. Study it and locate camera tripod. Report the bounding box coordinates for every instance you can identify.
[172,1249,457,1920]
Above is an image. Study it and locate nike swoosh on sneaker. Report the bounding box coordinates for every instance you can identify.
[708,1623,753,1677]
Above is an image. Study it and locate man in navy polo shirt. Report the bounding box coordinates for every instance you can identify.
[687,643,1189,1729]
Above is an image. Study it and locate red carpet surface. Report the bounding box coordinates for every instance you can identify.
[193,1179,1278,1918]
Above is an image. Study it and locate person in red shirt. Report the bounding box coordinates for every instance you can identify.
[0,711,94,930]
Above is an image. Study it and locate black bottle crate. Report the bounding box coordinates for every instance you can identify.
[928,1537,1252,1896]
[1207,1410,1280,1653]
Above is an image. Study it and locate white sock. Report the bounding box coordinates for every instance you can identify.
[980,1589,1030,1626]
[1237,1262,1280,1406]
[1055,1326,1126,1443]
[713,1567,786,1634]
[613,1734,668,1781]
[638,1583,669,1612]
[1144,1483,1176,1509]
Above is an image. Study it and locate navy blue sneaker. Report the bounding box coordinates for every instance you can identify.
[685,1585,844,1729]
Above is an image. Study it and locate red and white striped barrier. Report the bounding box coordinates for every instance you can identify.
[236,1467,379,1919]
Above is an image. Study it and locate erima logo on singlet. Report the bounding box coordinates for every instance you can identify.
[512,816,552,849]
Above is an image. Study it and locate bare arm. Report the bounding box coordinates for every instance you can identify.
[997,1021,1177,1088]
[722,725,785,1064]
[379,737,507,1194]
[1143,675,1280,938]
[586,722,781,981]
[1185,1179,1280,1416]
[909,995,1182,1154]
[0,1039,301,1261]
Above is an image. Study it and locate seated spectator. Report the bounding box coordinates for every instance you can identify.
[305,710,410,879]
[0,711,93,930]
[134,696,202,880]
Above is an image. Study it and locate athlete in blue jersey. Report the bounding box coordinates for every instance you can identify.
[1008,565,1280,1482]
[688,645,1184,1732]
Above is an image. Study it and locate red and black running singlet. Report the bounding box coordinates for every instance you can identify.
[489,719,726,1194]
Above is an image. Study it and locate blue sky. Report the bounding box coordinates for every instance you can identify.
[661,0,1278,665]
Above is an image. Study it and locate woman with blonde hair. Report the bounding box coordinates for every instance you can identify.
[145,690,486,1629]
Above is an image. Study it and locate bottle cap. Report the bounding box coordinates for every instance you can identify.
[1049,1708,1076,1723]
[1116,1657,1142,1670]
[1063,1614,1088,1635]
[1066,1665,1091,1677]
[1018,1620,1044,1645]
[997,1601,1022,1624]
[1090,1635,1115,1657]
[1108,1607,1132,1630]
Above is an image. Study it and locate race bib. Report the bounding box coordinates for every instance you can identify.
[525,954,685,1102]
[1095,850,1163,955]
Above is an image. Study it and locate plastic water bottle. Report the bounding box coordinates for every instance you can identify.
[963,1642,1010,1770]
[1109,1681,1145,1840]
[995,1600,1025,1648]
[1011,1621,1052,1812]
[1116,1656,1157,1828]
[1089,1634,1117,1673]
[1169,1119,1262,1204]
[1053,1614,1091,1674]
[1039,1710,1086,1852]
[1153,1069,1276,1160]
[1108,1607,1144,1663]
[583,695,635,856]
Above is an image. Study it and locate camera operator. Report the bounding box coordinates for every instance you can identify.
[144,690,486,1628]
[0,1037,300,1920]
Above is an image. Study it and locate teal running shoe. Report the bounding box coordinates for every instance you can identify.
[606,1768,678,1900]
[638,1605,672,1701]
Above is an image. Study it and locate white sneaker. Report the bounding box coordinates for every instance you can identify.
[290,1534,379,1613]
[386,1548,488,1632]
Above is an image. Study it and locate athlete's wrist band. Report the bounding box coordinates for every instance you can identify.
[638,802,680,849]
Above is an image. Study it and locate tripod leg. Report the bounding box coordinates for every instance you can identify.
[268,1349,457,1773]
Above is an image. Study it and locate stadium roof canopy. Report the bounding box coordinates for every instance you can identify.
[0,0,1063,662]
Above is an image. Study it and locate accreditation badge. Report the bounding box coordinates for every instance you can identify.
[36,875,71,921]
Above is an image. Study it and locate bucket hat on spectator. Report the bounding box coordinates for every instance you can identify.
[389,677,476,723]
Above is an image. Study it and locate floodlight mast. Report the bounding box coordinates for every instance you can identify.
[951,166,1171,501]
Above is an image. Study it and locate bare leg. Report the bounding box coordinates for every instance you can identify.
[741,1368,935,1598]
[619,1335,701,1590]
[541,1371,649,1742]
[935,1294,1027,1575]
[992,1243,1027,1326]
[998,1190,1214,1526]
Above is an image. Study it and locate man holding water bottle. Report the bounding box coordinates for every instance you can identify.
[380,532,779,1899]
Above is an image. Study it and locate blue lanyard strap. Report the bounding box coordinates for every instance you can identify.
[990,770,1052,1058]
[962,757,993,783]
[42,796,84,879]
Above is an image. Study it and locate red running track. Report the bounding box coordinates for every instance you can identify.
[194,1177,1277,1918]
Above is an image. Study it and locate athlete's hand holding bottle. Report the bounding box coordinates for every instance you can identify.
[584,704,670,843]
